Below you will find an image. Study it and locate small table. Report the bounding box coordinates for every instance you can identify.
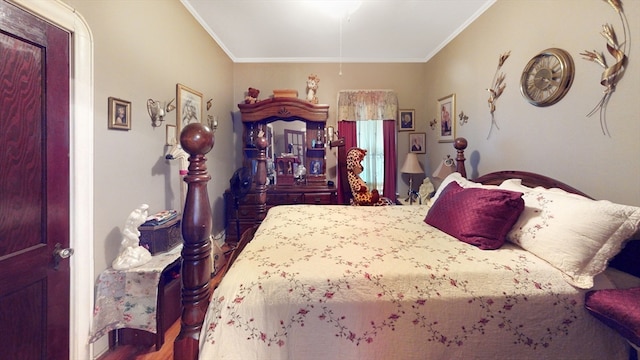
[89,245,182,349]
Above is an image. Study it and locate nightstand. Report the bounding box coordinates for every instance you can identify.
[90,245,182,350]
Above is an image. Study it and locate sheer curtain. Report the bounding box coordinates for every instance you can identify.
[337,90,398,201]
[357,120,384,190]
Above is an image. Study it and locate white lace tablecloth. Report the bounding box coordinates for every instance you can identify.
[89,245,182,343]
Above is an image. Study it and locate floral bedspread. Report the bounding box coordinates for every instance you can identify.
[200,205,627,359]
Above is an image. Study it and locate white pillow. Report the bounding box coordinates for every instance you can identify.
[499,179,640,289]
[431,172,498,203]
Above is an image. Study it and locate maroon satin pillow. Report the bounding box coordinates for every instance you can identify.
[424,181,524,250]
[585,287,640,347]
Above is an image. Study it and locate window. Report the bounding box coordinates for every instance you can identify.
[356,120,384,191]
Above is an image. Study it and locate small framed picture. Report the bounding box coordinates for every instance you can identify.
[409,132,426,154]
[165,124,177,145]
[176,83,203,134]
[437,94,456,143]
[310,159,323,175]
[398,109,415,131]
[108,97,131,130]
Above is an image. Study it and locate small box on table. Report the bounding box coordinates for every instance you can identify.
[139,216,182,255]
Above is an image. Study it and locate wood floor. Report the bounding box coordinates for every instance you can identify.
[97,318,179,360]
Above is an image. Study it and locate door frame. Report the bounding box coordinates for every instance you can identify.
[10,1,95,359]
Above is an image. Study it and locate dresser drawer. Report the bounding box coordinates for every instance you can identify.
[304,193,334,205]
[268,192,304,205]
[227,204,259,220]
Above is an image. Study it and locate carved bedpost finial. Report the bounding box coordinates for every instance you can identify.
[255,135,268,223]
[454,137,467,178]
[174,122,214,360]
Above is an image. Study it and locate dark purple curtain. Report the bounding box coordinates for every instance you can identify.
[338,120,357,150]
[382,119,397,201]
[337,121,357,204]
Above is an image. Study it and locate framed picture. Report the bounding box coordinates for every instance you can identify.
[437,94,456,143]
[176,83,203,134]
[310,159,323,175]
[107,97,131,130]
[165,124,177,145]
[398,109,415,131]
[409,132,426,154]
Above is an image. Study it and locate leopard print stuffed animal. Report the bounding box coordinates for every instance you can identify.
[346,147,393,206]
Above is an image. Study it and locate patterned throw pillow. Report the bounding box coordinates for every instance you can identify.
[500,179,640,289]
[425,182,524,250]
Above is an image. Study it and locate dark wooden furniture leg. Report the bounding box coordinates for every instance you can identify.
[174,123,215,360]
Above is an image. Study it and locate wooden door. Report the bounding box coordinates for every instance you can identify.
[0,1,71,358]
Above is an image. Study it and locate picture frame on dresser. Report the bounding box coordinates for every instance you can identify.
[310,159,323,175]
[437,94,456,143]
[176,83,203,134]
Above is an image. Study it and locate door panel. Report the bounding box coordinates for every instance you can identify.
[0,1,70,358]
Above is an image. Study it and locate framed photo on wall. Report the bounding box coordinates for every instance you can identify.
[176,83,203,134]
[165,124,176,145]
[398,109,415,131]
[107,97,131,130]
[409,132,426,154]
[437,94,456,143]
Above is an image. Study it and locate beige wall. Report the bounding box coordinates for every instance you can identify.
[423,0,640,205]
[61,0,234,355]
[231,2,640,206]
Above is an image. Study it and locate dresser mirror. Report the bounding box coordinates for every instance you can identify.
[226,98,338,244]
[238,98,329,186]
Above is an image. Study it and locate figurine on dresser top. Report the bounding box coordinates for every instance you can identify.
[112,204,153,270]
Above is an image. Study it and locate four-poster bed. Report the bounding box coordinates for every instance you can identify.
[174,123,639,359]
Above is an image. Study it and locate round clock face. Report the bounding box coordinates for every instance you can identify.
[520,48,575,107]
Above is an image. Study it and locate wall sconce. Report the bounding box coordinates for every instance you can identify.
[147,98,175,127]
[326,126,335,143]
[458,111,469,126]
[429,118,437,130]
[207,115,218,132]
[205,98,217,132]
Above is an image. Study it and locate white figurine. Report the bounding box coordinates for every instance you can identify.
[112,204,153,270]
[418,178,435,205]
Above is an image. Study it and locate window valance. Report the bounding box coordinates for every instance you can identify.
[337,90,398,121]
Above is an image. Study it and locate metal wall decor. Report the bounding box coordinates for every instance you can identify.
[580,0,629,136]
[458,111,468,126]
[486,51,510,139]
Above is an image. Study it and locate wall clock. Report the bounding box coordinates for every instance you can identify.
[520,48,575,107]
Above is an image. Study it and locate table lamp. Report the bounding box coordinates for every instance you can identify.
[400,153,424,204]
[432,155,455,179]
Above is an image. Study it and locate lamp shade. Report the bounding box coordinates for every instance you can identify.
[400,153,424,174]
[432,156,455,179]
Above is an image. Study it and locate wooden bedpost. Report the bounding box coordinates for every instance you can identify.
[255,135,268,224]
[454,137,468,178]
[174,123,214,360]
[329,138,351,205]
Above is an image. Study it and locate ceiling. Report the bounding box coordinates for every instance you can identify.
[181,0,496,63]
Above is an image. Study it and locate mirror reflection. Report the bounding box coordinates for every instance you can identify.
[266,120,306,185]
